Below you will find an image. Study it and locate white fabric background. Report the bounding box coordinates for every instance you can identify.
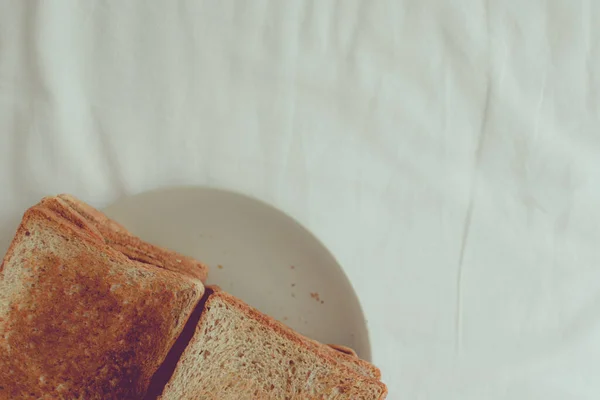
[1,1,600,398]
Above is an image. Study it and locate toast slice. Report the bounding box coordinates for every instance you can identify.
[159,289,387,400]
[54,194,209,282]
[193,288,379,380]
[0,202,205,399]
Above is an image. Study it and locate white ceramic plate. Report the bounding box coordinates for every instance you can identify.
[104,187,372,360]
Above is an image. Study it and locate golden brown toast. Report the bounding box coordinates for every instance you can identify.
[0,202,205,399]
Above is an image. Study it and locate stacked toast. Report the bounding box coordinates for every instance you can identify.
[0,195,387,399]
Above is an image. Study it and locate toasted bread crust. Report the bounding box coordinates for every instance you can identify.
[0,203,205,399]
[162,290,387,399]
[56,194,209,282]
[318,340,381,379]
[328,344,358,358]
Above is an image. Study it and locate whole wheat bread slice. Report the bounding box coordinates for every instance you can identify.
[55,194,209,282]
[0,202,205,399]
[159,289,387,400]
[188,286,380,381]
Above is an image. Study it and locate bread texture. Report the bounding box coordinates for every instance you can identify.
[160,290,387,400]
[0,202,205,399]
[55,194,209,282]
[203,287,381,381]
